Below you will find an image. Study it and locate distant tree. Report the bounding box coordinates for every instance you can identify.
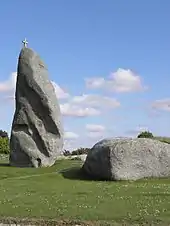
[63,150,71,156]
[71,147,90,155]
[137,131,154,138]
[0,137,10,154]
[0,130,8,139]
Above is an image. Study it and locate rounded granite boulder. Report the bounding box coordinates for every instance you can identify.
[82,138,170,181]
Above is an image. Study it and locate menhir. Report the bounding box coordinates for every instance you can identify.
[9,47,64,167]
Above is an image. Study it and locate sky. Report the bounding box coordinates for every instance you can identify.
[0,0,170,150]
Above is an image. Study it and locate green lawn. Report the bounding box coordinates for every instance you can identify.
[0,159,170,225]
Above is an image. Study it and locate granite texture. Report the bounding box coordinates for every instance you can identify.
[9,47,64,167]
[83,138,170,180]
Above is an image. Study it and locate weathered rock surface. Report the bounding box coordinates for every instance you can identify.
[82,138,170,180]
[9,47,64,167]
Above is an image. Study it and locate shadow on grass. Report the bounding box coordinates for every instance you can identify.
[60,166,107,181]
[60,167,91,181]
[0,163,10,167]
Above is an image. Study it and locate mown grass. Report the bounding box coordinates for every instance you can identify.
[0,159,170,225]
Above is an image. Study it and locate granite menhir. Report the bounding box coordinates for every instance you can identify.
[9,47,64,167]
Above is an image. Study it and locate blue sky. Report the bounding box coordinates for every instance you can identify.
[0,1,170,150]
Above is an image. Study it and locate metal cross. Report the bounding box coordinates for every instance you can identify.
[22,38,28,48]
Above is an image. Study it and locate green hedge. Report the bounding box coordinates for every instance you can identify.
[137,131,154,138]
[0,137,10,154]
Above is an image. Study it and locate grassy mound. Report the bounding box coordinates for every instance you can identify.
[0,159,170,225]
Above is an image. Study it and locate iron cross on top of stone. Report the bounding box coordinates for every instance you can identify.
[22,38,28,48]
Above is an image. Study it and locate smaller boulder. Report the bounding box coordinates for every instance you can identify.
[82,138,170,181]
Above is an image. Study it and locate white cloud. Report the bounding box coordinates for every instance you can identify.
[86,124,106,141]
[1,73,103,118]
[86,124,105,132]
[0,72,17,92]
[85,68,147,93]
[61,94,120,118]
[85,77,105,89]
[51,81,70,99]
[71,94,120,108]
[60,103,100,117]
[64,140,75,151]
[0,73,70,100]
[87,131,105,139]
[64,131,79,140]
[64,131,79,151]
[151,99,170,112]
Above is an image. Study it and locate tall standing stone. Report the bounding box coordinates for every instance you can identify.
[9,47,64,167]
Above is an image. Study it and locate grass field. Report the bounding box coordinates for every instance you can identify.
[0,159,170,225]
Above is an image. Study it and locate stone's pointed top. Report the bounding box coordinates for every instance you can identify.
[22,38,28,48]
[20,46,35,55]
[19,47,47,69]
[19,47,35,62]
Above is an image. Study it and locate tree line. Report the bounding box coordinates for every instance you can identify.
[0,129,170,155]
